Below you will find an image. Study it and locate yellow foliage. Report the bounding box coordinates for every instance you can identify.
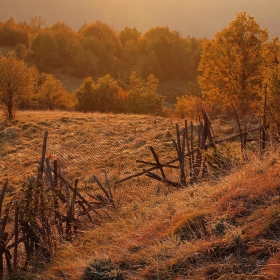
[198,12,268,111]
[37,74,75,110]
[174,95,209,120]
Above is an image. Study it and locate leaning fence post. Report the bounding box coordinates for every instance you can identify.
[261,84,268,156]
[231,104,246,160]
[13,200,19,270]
[0,181,8,218]
[37,131,48,181]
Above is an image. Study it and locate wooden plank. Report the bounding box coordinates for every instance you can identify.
[185,120,193,179]
[200,121,206,148]
[190,121,195,180]
[194,124,203,179]
[66,179,78,239]
[136,160,178,169]
[0,181,8,218]
[202,108,213,143]
[37,131,48,180]
[103,170,116,209]
[78,201,93,223]
[45,157,54,189]
[144,170,182,188]
[53,160,58,189]
[231,104,245,159]
[175,123,182,159]
[150,146,166,180]
[198,121,201,147]
[0,203,10,239]
[180,128,186,185]
[13,201,19,270]
[51,169,102,218]
[93,175,111,202]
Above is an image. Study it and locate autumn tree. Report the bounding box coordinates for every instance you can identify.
[0,17,30,46]
[198,12,268,111]
[127,71,164,114]
[50,22,78,67]
[93,74,121,112]
[75,77,96,112]
[141,26,192,80]
[75,75,123,113]
[262,38,280,128]
[72,45,98,77]
[119,27,141,46]
[15,43,29,59]
[79,21,121,75]
[174,95,206,119]
[30,16,46,31]
[75,73,163,114]
[31,29,59,67]
[118,27,142,76]
[0,52,37,119]
[36,74,75,110]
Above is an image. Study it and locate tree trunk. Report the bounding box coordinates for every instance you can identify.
[7,101,13,120]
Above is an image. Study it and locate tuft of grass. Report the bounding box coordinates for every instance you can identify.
[81,258,124,280]
[168,211,210,241]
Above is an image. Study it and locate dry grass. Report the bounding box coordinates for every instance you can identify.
[33,155,280,280]
[1,110,279,279]
[0,110,178,187]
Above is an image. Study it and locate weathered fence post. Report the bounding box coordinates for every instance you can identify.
[37,131,48,181]
[261,84,268,156]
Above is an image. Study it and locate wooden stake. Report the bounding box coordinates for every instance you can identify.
[13,201,19,270]
[38,131,48,181]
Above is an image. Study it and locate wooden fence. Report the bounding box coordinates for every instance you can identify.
[0,132,116,278]
[115,107,269,187]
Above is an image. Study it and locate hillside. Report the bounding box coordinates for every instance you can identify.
[0,111,279,279]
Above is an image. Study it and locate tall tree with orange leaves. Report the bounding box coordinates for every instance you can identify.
[198,12,268,111]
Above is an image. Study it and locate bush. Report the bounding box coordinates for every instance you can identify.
[174,95,207,120]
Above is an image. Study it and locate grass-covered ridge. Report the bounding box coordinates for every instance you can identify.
[1,111,279,279]
[37,153,280,279]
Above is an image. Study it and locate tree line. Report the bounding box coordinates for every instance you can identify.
[0,16,203,119]
[0,16,202,81]
[1,13,280,124]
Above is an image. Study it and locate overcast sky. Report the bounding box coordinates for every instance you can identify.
[1,0,280,38]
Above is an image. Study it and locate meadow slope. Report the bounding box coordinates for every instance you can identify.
[38,150,280,280]
[1,110,279,279]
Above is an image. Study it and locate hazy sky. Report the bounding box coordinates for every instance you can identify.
[1,0,280,38]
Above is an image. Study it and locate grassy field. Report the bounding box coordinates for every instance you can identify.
[1,110,280,279]
[39,151,280,279]
[0,110,180,187]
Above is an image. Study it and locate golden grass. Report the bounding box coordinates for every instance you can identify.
[33,154,279,279]
[1,110,279,279]
[0,110,179,187]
